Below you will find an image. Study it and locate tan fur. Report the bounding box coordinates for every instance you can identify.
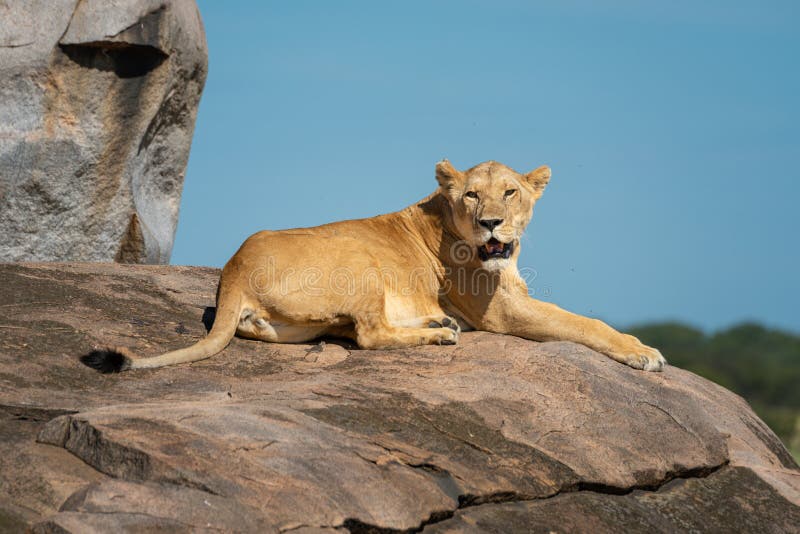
[123,160,665,372]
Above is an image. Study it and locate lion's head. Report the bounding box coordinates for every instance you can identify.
[436,159,550,271]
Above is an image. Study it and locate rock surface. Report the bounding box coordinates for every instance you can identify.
[0,263,798,533]
[0,1,207,264]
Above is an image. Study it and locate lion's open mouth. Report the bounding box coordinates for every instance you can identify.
[478,238,514,261]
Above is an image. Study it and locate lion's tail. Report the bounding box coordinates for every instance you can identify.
[81,282,242,373]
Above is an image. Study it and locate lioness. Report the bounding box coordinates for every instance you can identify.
[83,160,665,373]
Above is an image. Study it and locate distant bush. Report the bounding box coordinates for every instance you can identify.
[629,322,800,459]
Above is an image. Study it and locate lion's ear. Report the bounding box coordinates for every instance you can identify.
[435,159,464,190]
[523,165,551,199]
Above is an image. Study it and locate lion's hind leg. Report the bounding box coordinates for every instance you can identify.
[236,309,332,344]
[354,312,460,349]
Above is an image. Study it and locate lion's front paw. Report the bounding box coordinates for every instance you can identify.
[428,319,460,345]
[428,316,461,334]
[611,335,667,372]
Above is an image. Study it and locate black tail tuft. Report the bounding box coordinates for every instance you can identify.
[80,349,131,373]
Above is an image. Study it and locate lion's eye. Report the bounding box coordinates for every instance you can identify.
[504,189,517,198]
[465,191,479,199]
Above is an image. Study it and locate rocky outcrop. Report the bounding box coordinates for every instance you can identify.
[0,1,207,264]
[0,263,798,532]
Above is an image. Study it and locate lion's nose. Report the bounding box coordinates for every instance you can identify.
[478,219,503,231]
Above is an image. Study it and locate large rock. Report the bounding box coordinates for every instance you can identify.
[0,263,798,532]
[0,1,207,264]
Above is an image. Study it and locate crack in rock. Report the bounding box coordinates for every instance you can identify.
[279,461,732,533]
[36,414,221,496]
[0,404,78,422]
[421,460,730,532]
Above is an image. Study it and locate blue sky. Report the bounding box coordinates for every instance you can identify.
[173,1,799,333]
